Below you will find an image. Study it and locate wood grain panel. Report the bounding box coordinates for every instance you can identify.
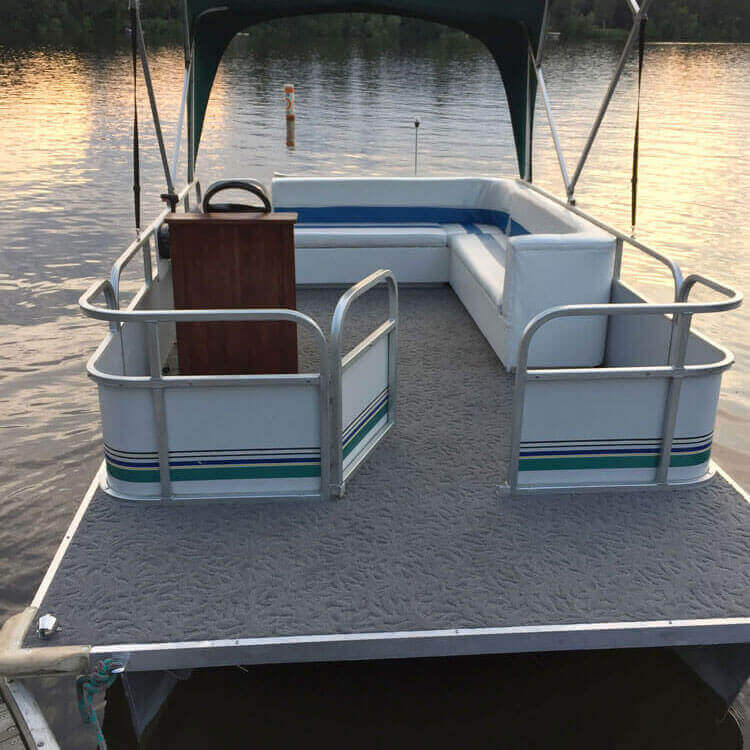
[166,212,298,375]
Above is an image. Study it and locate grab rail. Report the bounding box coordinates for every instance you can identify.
[330,269,398,496]
[507,276,742,492]
[519,180,684,298]
[80,279,330,502]
[678,274,736,303]
[110,180,200,306]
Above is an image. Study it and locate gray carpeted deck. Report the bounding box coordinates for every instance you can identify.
[25,287,750,651]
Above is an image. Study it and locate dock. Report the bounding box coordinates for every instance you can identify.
[0,677,58,750]
[0,691,25,749]
[18,286,750,672]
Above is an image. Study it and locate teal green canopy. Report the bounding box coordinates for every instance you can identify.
[183,0,546,175]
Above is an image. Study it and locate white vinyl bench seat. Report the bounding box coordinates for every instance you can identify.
[273,177,616,369]
[294,225,448,248]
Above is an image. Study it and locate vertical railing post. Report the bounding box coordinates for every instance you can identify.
[613,237,624,282]
[656,310,691,484]
[142,235,153,288]
[507,331,533,492]
[330,321,345,497]
[146,322,171,501]
[603,237,625,362]
[318,336,331,502]
[329,270,398,498]
[387,278,399,428]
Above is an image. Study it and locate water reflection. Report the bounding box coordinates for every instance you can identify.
[0,37,748,746]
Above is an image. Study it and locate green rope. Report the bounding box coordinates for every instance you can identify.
[77,658,124,750]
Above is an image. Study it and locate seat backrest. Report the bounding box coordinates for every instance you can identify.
[506,182,585,235]
[271,177,515,228]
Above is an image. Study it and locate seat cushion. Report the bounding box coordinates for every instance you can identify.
[449,233,507,307]
[294,225,448,248]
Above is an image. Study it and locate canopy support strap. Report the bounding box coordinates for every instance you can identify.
[131,0,178,211]
[129,1,141,234]
[631,17,647,234]
[568,0,653,197]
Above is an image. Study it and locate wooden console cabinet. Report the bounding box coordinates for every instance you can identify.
[165,212,298,375]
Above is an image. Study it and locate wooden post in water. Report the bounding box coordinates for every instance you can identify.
[414,117,420,175]
[285,84,296,148]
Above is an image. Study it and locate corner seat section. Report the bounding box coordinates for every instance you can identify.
[273,176,615,368]
[448,232,506,308]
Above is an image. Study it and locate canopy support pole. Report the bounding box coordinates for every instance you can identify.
[535,0,551,67]
[187,64,195,186]
[131,0,178,211]
[129,0,141,235]
[631,17,647,233]
[567,0,652,197]
[528,42,572,200]
[523,51,532,181]
[182,0,196,187]
[171,55,192,188]
[522,0,550,183]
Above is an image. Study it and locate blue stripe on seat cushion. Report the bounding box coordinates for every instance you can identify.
[276,205,529,235]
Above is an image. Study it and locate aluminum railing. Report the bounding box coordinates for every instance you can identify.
[507,274,742,494]
[110,180,201,307]
[520,180,683,299]
[80,277,330,502]
[330,269,398,495]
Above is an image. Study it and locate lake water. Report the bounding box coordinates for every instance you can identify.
[0,35,748,746]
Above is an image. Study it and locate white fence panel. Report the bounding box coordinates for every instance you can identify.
[342,335,391,479]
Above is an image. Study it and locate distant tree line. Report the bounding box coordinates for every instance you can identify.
[549,0,747,41]
[0,0,747,45]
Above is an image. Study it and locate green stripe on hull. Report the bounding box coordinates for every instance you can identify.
[343,402,388,459]
[106,461,320,483]
[106,398,389,485]
[518,449,711,472]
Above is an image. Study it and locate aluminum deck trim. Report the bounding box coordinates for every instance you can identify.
[20,458,750,673]
[717,464,750,504]
[90,618,750,673]
[30,466,103,611]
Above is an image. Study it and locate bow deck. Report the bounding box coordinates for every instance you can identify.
[23,286,750,670]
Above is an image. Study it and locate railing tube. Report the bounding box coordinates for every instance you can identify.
[79,288,331,501]
[330,270,398,496]
[508,281,742,492]
[656,311,691,483]
[109,181,198,305]
[519,179,684,298]
[146,321,172,501]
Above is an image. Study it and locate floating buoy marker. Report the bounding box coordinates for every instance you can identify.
[285,84,296,148]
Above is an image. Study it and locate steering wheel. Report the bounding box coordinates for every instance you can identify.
[202,179,272,214]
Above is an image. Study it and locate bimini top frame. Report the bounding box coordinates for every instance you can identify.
[128,0,656,212]
[179,0,547,175]
[529,0,654,202]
